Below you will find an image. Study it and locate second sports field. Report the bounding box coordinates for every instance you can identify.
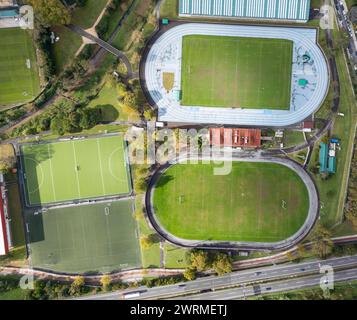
[154,162,309,242]
[21,135,131,205]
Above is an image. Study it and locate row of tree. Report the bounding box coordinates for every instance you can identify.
[25,0,71,27]
[345,133,357,227]
[184,250,233,279]
[25,274,123,300]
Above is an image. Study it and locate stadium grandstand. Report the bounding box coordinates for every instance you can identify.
[179,0,311,23]
[210,128,261,148]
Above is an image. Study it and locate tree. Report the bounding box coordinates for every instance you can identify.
[140,236,153,249]
[134,177,147,194]
[189,250,210,272]
[134,209,144,221]
[131,30,143,45]
[100,275,112,292]
[311,223,334,259]
[69,276,85,296]
[79,108,101,129]
[140,234,159,249]
[130,51,141,66]
[147,14,157,26]
[117,82,127,98]
[212,253,232,276]
[296,244,306,258]
[26,0,71,26]
[50,114,66,135]
[123,91,137,109]
[334,30,350,50]
[346,209,357,227]
[183,268,196,281]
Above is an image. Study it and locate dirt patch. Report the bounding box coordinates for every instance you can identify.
[136,0,153,17]
[163,72,175,92]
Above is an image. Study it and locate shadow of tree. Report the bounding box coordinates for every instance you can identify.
[95,104,119,122]
[23,143,55,164]
[155,174,174,188]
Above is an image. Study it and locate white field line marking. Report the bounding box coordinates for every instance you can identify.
[47,144,57,202]
[96,139,106,196]
[72,141,82,199]
[108,146,127,184]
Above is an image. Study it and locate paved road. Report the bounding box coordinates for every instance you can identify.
[335,0,357,64]
[171,267,357,300]
[75,254,357,300]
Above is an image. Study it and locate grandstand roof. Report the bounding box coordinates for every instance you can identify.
[319,142,328,174]
[328,156,336,174]
[179,0,311,22]
[210,128,261,148]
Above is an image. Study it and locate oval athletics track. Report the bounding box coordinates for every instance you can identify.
[145,155,319,251]
[142,22,329,127]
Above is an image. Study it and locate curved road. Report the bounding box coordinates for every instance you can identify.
[145,154,319,251]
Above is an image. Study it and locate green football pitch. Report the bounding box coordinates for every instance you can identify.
[0,28,40,107]
[181,35,293,110]
[21,135,131,205]
[153,162,309,242]
[25,200,141,273]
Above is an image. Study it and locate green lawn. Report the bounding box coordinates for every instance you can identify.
[181,35,293,110]
[0,28,40,107]
[25,199,141,273]
[0,288,27,300]
[51,26,82,73]
[21,135,131,205]
[88,83,140,122]
[71,0,109,29]
[136,197,161,269]
[164,243,189,269]
[154,162,309,242]
[160,0,178,19]
[283,130,306,148]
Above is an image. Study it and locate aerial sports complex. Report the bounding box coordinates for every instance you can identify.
[143,22,329,127]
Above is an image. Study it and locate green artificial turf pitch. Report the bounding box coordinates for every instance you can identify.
[0,28,40,107]
[26,200,141,273]
[153,162,309,242]
[181,35,293,110]
[21,135,131,205]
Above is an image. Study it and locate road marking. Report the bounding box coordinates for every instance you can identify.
[72,141,82,198]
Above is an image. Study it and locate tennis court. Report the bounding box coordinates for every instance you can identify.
[25,199,141,273]
[181,35,293,110]
[0,27,40,107]
[21,135,131,206]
